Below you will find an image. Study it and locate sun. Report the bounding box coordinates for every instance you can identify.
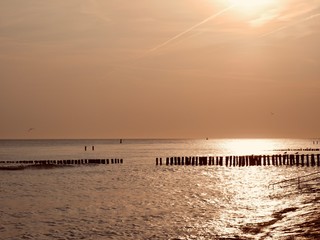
[228,0,277,14]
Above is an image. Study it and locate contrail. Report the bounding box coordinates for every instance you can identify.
[148,4,236,53]
[261,12,320,38]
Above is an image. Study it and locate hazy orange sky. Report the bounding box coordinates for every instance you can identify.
[1,0,320,139]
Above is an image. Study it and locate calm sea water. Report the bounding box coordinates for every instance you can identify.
[0,139,319,239]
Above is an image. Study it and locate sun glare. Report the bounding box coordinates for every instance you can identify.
[228,0,276,14]
[223,139,277,155]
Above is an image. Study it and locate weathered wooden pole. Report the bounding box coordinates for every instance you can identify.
[311,154,315,167]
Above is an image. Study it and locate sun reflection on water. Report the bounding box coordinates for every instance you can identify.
[200,166,300,238]
[219,138,279,155]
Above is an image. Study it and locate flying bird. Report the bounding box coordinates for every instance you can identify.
[27,128,35,132]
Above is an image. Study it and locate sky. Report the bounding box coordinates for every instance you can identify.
[1,0,320,139]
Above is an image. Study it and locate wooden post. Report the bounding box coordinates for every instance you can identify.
[301,154,304,166]
[278,155,282,166]
[311,154,315,167]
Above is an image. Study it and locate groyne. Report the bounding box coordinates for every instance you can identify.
[0,159,123,166]
[156,154,320,167]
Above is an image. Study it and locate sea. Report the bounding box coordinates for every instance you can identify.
[0,138,319,240]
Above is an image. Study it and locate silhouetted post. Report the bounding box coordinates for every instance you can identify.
[317,154,320,166]
[85,146,87,151]
[249,156,253,166]
[257,156,261,166]
[306,154,310,167]
[156,158,158,165]
[293,154,296,165]
[166,157,169,165]
[300,154,304,166]
[92,146,95,151]
[311,154,315,167]
[226,156,229,167]
[296,154,300,166]
[289,155,293,166]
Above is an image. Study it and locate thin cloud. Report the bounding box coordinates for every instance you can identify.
[80,0,111,23]
[261,12,320,38]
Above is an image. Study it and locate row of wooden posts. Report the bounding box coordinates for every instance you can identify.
[0,159,123,165]
[156,154,320,167]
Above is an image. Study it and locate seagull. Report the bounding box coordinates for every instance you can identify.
[27,128,35,132]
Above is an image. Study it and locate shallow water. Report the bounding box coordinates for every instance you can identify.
[0,139,319,239]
